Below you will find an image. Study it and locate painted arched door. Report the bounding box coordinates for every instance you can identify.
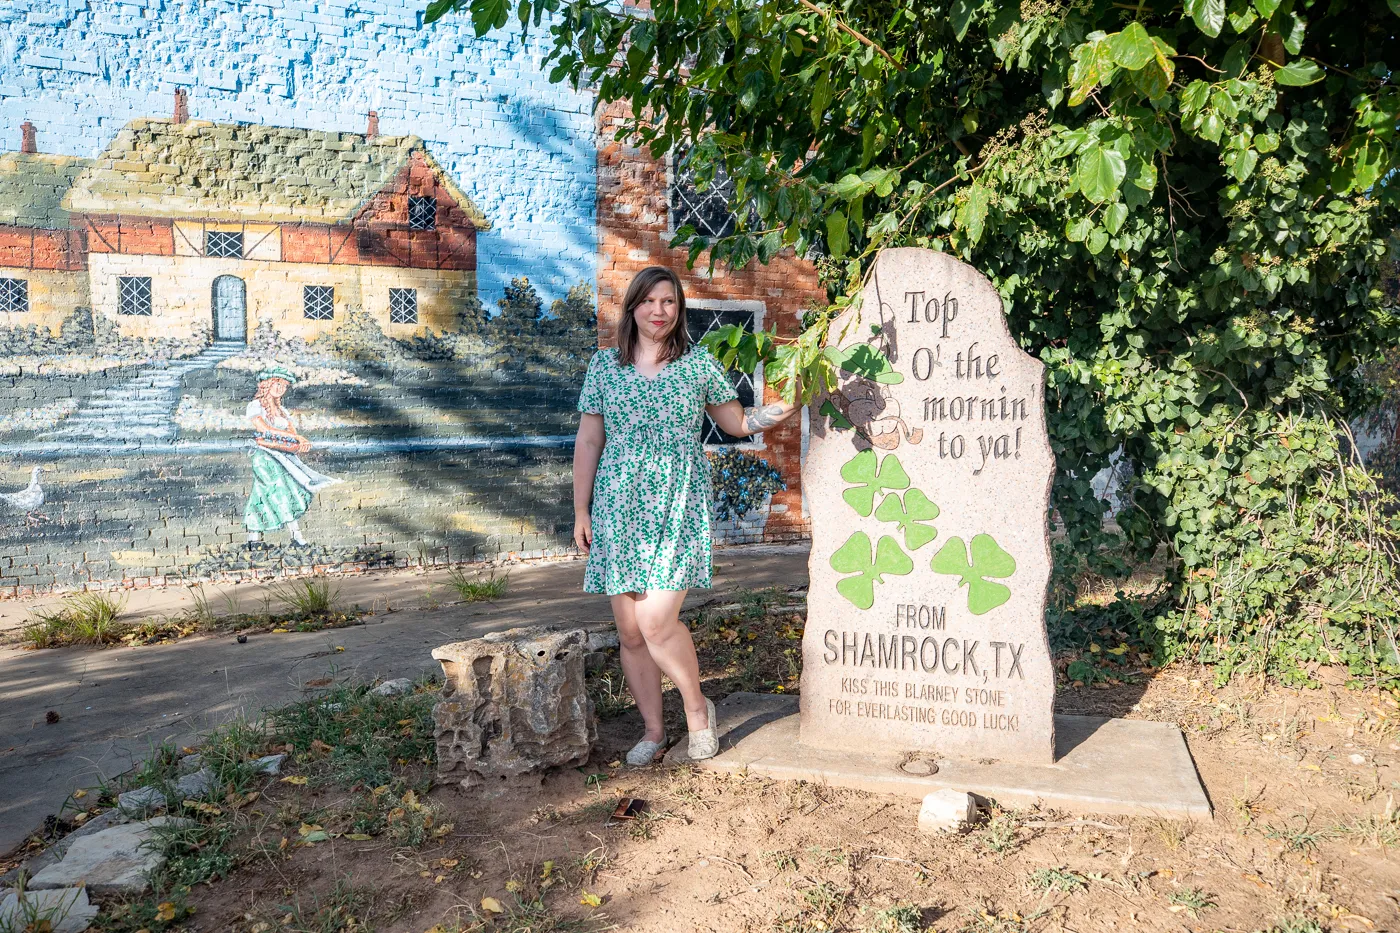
[212,275,247,343]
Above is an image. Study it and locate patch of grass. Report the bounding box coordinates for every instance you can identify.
[22,592,127,648]
[977,807,1022,855]
[586,667,634,719]
[149,818,238,889]
[1151,817,1193,851]
[468,893,606,933]
[1264,817,1328,852]
[1166,887,1217,916]
[1027,867,1086,893]
[958,906,1031,933]
[1331,804,1400,848]
[251,878,381,933]
[864,903,925,933]
[765,849,799,873]
[90,890,195,933]
[264,680,437,789]
[271,577,340,617]
[447,567,509,602]
[1269,919,1325,933]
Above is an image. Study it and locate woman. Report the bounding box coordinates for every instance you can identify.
[244,366,340,549]
[573,267,800,763]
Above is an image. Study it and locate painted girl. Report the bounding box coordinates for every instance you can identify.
[244,366,340,549]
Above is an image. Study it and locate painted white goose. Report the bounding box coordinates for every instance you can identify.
[1,466,45,524]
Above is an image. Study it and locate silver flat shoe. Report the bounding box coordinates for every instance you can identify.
[687,697,719,760]
[625,735,667,767]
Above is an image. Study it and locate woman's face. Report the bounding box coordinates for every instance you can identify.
[265,379,289,400]
[632,279,679,344]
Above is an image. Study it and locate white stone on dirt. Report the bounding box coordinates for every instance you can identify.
[586,630,620,651]
[28,817,190,896]
[116,785,165,817]
[0,886,99,933]
[917,789,976,833]
[253,753,286,775]
[1349,753,1367,765]
[370,678,414,697]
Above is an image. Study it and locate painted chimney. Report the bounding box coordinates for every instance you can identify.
[366,110,379,140]
[173,87,189,125]
[20,121,36,154]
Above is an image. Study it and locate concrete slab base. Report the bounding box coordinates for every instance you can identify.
[665,693,1211,819]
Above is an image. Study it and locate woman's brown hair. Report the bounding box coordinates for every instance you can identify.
[617,266,689,366]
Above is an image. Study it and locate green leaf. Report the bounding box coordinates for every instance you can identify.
[1390,0,1400,17]
[820,399,853,430]
[1185,0,1225,37]
[1076,145,1127,204]
[425,0,458,23]
[930,534,1017,615]
[1103,201,1129,235]
[1065,216,1093,242]
[1252,0,1281,17]
[826,210,849,258]
[840,449,909,517]
[1129,60,1170,100]
[1273,60,1324,86]
[832,174,866,200]
[810,71,832,130]
[959,184,990,245]
[1068,38,1115,107]
[1107,22,1154,70]
[951,0,976,41]
[875,488,941,550]
[1086,227,1110,254]
[1224,145,1259,181]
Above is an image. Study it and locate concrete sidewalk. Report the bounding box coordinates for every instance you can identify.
[0,545,811,855]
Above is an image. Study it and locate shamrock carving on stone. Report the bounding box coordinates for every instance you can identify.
[829,531,914,610]
[839,449,909,517]
[874,488,940,551]
[930,533,1017,615]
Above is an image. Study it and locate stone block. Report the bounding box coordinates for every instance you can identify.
[29,817,191,896]
[370,677,414,697]
[0,887,99,933]
[433,627,596,789]
[917,789,976,833]
[116,784,165,817]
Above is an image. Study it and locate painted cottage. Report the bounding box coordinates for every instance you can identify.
[0,97,490,344]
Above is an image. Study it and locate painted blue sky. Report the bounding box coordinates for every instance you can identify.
[0,0,598,307]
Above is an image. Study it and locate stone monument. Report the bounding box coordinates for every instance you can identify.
[800,247,1056,764]
[668,247,1210,818]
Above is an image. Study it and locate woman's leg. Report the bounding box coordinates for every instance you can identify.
[632,589,709,731]
[611,594,666,742]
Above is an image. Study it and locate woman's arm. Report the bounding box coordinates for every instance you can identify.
[573,413,606,550]
[705,399,801,438]
[251,415,310,453]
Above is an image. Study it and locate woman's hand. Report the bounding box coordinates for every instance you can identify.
[705,399,801,437]
[296,436,312,454]
[573,512,593,551]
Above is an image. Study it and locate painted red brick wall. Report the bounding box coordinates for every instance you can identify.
[82,217,175,256]
[596,102,823,541]
[0,227,86,271]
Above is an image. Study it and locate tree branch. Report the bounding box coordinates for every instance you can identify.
[796,0,905,72]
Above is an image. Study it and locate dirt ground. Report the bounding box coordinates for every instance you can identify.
[177,668,1398,930]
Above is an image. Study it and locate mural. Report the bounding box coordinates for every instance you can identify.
[0,97,596,591]
[0,0,818,593]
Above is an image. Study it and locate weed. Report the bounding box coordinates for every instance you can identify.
[805,845,851,867]
[587,668,634,719]
[958,906,1029,933]
[271,577,340,617]
[1264,817,1328,852]
[187,585,215,625]
[803,880,850,917]
[1026,867,1086,893]
[447,567,509,602]
[471,893,605,933]
[977,807,1022,855]
[765,849,799,873]
[865,903,924,933]
[149,819,237,889]
[1166,887,1216,916]
[1332,797,1400,848]
[91,890,195,932]
[23,592,127,648]
[1230,779,1264,828]
[251,878,379,933]
[1271,919,1325,933]
[1152,817,1193,851]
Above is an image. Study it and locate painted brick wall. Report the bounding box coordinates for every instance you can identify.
[0,2,817,596]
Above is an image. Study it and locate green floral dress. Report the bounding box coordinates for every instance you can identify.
[577,346,739,595]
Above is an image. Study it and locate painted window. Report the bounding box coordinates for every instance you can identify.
[0,278,28,314]
[408,196,437,231]
[303,285,334,321]
[670,147,745,238]
[206,230,244,258]
[687,301,765,446]
[388,288,418,325]
[117,276,153,316]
